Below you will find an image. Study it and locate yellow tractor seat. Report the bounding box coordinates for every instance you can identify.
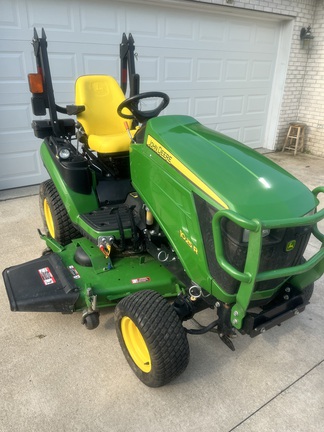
[75,75,136,154]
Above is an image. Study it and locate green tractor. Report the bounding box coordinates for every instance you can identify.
[3,29,324,387]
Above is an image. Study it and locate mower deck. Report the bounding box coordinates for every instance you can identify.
[3,237,181,314]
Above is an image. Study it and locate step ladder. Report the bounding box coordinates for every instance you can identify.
[282,123,306,155]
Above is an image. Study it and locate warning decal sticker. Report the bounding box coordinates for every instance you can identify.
[68,265,80,279]
[131,277,151,285]
[38,267,56,285]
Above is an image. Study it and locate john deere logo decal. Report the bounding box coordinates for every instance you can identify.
[286,240,296,252]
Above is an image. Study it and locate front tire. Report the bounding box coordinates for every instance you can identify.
[115,290,190,387]
[39,180,80,246]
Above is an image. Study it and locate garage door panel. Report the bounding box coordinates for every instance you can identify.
[196,59,222,83]
[47,53,76,81]
[225,59,249,82]
[0,51,26,81]
[79,1,122,35]
[221,96,245,117]
[255,23,279,48]
[246,94,269,115]
[243,125,264,147]
[228,20,254,44]
[0,86,30,103]
[198,17,226,43]
[1,40,37,81]
[1,135,39,154]
[82,54,119,76]
[1,151,39,176]
[164,15,196,41]
[2,130,37,149]
[126,4,162,39]
[137,56,160,83]
[0,132,45,190]
[251,59,274,82]
[0,104,31,134]
[26,0,74,32]
[194,97,219,118]
[0,150,42,189]
[164,97,192,116]
[1,0,20,28]
[164,58,193,82]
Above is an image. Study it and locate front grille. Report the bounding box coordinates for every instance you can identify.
[194,194,312,295]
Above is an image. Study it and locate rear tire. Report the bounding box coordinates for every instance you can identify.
[39,180,80,246]
[115,290,190,387]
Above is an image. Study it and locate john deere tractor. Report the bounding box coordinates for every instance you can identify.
[3,29,324,387]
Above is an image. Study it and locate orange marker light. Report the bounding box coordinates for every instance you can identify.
[28,73,44,94]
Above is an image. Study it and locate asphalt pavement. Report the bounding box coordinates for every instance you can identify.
[0,151,323,432]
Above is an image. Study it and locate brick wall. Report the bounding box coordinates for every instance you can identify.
[189,0,323,156]
[298,1,324,157]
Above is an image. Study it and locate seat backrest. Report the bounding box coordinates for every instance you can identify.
[75,75,131,136]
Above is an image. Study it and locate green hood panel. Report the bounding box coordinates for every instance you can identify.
[144,116,316,220]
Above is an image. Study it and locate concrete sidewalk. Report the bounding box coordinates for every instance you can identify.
[0,152,323,432]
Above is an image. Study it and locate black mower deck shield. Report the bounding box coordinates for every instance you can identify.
[3,253,79,313]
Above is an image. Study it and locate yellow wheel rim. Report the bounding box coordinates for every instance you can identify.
[43,198,55,238]
[121,316,152,373]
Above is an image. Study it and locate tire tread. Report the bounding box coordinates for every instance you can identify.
[115,290,190,387]
[39,179,80,245]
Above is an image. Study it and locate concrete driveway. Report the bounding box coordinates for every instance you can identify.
[0,152,323,432]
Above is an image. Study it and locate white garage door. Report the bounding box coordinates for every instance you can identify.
[0,0,286,190]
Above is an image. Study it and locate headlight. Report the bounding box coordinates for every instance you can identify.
[242,228,270,243]
[58,147,71,160]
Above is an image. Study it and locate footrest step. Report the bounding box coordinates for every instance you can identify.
[80,204,132,232]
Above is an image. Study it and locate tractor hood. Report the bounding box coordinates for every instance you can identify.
[144,115,317,220]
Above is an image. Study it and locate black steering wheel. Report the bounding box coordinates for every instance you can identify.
[117,91,170,123]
